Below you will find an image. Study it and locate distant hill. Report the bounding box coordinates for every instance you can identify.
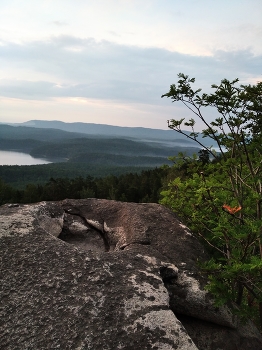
[0,123,200,166]
[20,120,184,140]
[14,120,214,147]
[0,124,93,142]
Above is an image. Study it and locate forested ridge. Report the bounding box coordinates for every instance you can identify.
[0,123,199,167]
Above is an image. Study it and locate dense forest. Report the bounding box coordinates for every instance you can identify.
[0,166,170,205]
[0,163,156,189]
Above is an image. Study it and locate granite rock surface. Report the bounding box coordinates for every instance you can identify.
[1,199,262,350]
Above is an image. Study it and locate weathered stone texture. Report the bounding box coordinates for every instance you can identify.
[1,199,262,349]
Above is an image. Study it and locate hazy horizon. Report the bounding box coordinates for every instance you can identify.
[2,119,170,131]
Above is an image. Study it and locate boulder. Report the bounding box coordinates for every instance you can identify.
[1,199,262,350]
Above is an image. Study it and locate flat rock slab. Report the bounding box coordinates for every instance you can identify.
[1,199,262,350]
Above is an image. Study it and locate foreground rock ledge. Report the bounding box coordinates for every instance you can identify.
[1,199,262,350]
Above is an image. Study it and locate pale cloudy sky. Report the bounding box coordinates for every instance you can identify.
[0,0,261,130]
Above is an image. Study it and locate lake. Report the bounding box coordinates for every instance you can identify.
[0,150,52,165]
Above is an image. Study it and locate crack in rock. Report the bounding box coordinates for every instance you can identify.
[63,209,110,252]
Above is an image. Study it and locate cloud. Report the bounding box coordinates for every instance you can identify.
[0,80,55,99]
[214,49,261,69]
[0,79,158,103]
[0,35,261,106]
[51,21,68,26]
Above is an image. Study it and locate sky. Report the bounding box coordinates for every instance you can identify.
[0,0,261,130]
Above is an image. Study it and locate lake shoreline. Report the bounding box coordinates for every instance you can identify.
[0,150,53,166]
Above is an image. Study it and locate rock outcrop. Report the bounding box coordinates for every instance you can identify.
[1,199,262,350]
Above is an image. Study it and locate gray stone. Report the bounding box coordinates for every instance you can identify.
[1,199,261,349]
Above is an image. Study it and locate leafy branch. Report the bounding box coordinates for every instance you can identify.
[161,73,262,329]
